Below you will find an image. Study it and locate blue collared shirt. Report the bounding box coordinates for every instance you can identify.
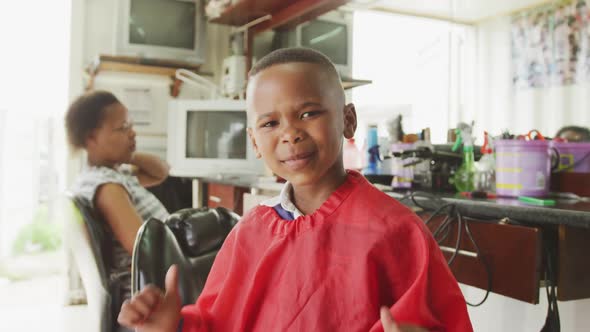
[260,181,304,221]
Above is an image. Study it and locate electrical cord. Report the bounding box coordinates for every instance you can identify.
[399,192,492,307]
[463,219,491,307]
[541,238,560,332]
[400,191,561,327]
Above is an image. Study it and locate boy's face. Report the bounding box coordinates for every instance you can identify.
[247,62,356,186]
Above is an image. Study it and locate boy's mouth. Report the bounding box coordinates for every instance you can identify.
[281,152,315,170]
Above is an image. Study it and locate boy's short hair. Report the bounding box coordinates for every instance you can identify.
[248,47,341,80]
[65,90,120,150]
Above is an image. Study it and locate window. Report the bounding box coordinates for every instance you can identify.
[0,1,73,330]
[352,10,476,144]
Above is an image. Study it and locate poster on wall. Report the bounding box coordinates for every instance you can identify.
[512,0,590,89]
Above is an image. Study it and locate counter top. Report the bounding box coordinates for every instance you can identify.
[389,192,590,229]
[196,174,590,229]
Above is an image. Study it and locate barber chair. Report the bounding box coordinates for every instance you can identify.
[63,194,123,332]
[131,207,240,306]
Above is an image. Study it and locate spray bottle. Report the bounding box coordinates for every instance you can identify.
[364,124,381,174]
[451,123,476,192]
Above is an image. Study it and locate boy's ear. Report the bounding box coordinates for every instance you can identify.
[343,103,357,139]
[247,128,262,159]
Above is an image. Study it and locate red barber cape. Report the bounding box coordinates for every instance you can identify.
[181,171,472,332]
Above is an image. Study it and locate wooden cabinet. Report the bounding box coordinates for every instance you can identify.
[557,225,590,301]
[209,0,351,33]
[421,214,544,304]
[205,183,250,215]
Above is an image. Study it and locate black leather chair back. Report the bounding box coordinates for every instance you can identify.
[67,194,114,332]
[131,207,240,306]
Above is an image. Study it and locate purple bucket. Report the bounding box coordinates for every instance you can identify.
[551,141,590,173]
[495,140,551,197]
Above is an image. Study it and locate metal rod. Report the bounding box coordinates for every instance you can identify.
[440,245,478,258]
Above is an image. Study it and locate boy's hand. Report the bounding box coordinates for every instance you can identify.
[380,307,429,332]
[118,265,182,332]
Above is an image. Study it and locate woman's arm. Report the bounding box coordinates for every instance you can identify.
[95,183,143,255]
[129,152,170,188]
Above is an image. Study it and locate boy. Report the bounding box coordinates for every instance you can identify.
[118,48,473,332]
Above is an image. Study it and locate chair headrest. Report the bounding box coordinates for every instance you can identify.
[132,207,240,304]
[165,207,240,257]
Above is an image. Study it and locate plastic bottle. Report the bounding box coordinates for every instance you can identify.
[474,131,496,191]
[451,126,476,192]
[365,125,380,174]
[343,138,363,171]
[391,143,414,189]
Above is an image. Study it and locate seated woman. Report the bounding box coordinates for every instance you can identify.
[65,90,170,305]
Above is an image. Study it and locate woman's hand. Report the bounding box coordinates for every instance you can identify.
[129,152,170,187]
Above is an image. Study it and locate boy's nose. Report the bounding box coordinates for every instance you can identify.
[281,127,304,144]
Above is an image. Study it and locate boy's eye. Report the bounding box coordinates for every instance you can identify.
[260,120,278,128]
[301,110,321,119]
[114,121,133,132]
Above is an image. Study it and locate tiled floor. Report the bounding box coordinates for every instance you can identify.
[1,275,91,332]
[0,250,112,331]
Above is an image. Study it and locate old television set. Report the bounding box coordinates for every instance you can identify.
[167,99,265,177]
[270,10,353,77]
[116,0,207,64]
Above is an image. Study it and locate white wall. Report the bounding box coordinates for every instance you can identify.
[473,16,512,136]
[474,16,590,138]
[467,14,590,332]
[462,284,590,331]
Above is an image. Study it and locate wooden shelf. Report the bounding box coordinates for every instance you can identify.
[342,78,372,90]
[87,55,210,77]
[85,55,213,97]
[209,0,351,33]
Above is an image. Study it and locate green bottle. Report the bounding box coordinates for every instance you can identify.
[451,128,475,192]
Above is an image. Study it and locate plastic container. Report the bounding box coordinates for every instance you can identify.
[390,143,414,189]
[474,131,496,192]
[551,141,590,173]
[365,125,380,174]
[474,153,495,192]
[495,140,551,197]
[343,138,363,171]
